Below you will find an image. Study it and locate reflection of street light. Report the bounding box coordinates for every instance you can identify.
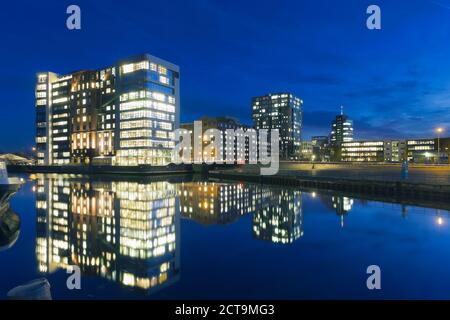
[436,209,444,226]
[436,128,444,164]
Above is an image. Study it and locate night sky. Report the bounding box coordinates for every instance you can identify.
[1,0,450,152]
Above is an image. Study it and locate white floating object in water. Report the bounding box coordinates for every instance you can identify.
[7,278,52,300]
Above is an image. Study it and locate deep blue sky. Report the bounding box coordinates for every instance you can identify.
[1,0,450,152]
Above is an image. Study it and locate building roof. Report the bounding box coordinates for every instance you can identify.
[0,154,33,165]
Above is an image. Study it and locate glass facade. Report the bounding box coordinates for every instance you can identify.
[35,72,58,165]
[330,114,354,146]
[115,56,179,166]
[35,54,180,166]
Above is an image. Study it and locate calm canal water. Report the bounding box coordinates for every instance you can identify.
[1,173,450,299]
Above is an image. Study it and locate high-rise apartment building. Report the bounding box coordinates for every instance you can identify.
[180,116,256,164]
[35,54,180,166]
[252,93,303,159]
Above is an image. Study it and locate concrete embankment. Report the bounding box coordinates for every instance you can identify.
[8,163,450,202]
[209,169,450,201]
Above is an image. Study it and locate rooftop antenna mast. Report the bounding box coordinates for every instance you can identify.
[340,105,344,115]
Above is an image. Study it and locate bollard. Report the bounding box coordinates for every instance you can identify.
[401,160,409,180]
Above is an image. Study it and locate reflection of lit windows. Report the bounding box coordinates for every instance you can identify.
[35,178,180,293]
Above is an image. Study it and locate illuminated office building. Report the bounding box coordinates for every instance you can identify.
[341,140,385,162]
[406,138,450,162]
[36,73,58,165]
[341,140,407,162]
[35,176,180,293]
[35,54,180,166]
[252,189,303,244]
[384,140,407,162]
[406,139,436,158]
[252,93,303,160]
[341,138,450,163]
[330,108,353,147]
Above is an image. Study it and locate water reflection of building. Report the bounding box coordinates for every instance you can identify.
[35,176,179,293]
[319,194,354,227]
[178,182,260,225]
[332,196,353,227]
[0,190,20,251]
[252,189,303,244]
[178,182,304,244]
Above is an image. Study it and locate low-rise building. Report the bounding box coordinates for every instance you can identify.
[406,138,450,163]
[341,137,450,163]
[311,136,329,162]
[384,140,407,162]
[300,141,313,161]
[341,140,385,162]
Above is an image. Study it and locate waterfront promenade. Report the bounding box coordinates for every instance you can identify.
[209,162,450,203]
[8,161,450,201]
[232,162,450,185]
[8,162,450,185]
